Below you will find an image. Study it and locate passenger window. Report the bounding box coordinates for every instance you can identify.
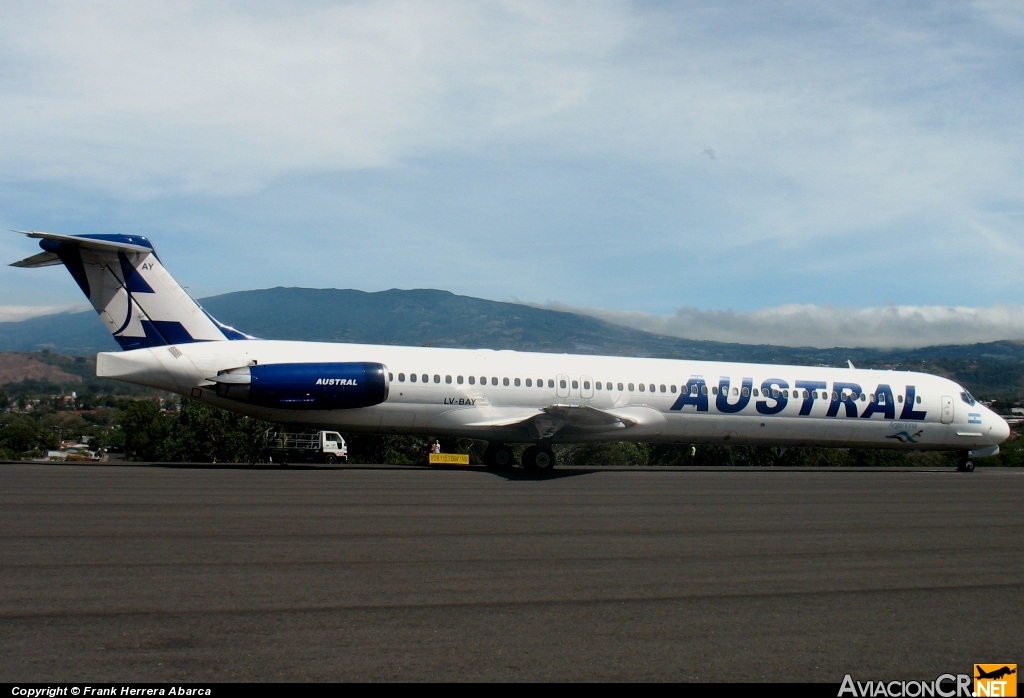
[734,387,739,396]
[752,388,758,396]
[572,380,579,389]
[649,384,655,392]
[399,373,405,382]
[539,379,544,387]
[422,374,429,383]
[388,373,393,381]
[584,381,591,390]
[595,382,601,390]
[639,383,645,392]
[742,387,749,397]
[548,379,555,388]
[670,385,676,393]
[628,383,634,391]
[832,391,838,401]
[434,375,440,383]
[618,383,624,391]
[468,376,475,385]
[701,386,708,396]
[457,376,463,384]
[560,379,567,389]
[690,385,697,396]
[411,374,418,382]
[711,386,718,395]
[515,378,521,387]
[526,378,532,387]
[445,375,452,384]
[492,377,498,386]
[898,395,903,403]
[503,377,510,386]
[916,395,922,404]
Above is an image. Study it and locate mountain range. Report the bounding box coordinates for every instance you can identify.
[1,287,1022,397]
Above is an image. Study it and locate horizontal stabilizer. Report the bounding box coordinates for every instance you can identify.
[13,230,153,254]
[10,250,62,268]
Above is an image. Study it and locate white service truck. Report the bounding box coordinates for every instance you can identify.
[260,431,348,465]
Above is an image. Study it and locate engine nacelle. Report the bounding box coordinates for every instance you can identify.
[213,362,389,410]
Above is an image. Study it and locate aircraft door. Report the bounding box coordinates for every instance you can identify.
[941,396,954,424]
[581,375,594,399]
[556,374,570,399]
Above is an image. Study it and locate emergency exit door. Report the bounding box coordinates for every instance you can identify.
[940,396,954,424]
[556,374,570,398]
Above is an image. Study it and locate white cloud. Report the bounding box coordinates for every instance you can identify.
[0,304,89,323]
[1,2,1023,310]
[553,302,1024,349]
[0,1,629,195]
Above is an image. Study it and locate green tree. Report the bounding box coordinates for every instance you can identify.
[119,400,172,461]
[158,399,272,463]
[0,417,56,456]
[559,441,650,466]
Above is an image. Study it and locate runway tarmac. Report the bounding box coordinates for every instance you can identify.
[0,463,1020,682]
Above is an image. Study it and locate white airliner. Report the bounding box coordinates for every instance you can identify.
[12,231,1010,471]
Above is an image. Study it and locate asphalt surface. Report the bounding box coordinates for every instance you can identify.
[0,463,1020,682]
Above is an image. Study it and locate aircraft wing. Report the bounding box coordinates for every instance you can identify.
[456,403,638,439]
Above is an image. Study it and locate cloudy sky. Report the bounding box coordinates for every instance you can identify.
[1,1,1023,348]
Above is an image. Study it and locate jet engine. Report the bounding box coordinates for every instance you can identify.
[209,362,389,410]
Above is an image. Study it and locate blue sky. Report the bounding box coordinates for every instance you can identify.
[2,1,1023,347]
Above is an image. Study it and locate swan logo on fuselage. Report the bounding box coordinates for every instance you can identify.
[315,378,358,386]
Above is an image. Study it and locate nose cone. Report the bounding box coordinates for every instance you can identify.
[991,411,1011,443]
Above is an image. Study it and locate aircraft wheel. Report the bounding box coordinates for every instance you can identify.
[957,458,975,472]
[522,446,555,471]
[485,444,515,470]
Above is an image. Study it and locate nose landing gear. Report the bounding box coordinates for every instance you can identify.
[956,451,975,472]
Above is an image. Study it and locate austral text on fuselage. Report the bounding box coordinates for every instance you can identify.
[670,377,928,421]
[315,378,359,386]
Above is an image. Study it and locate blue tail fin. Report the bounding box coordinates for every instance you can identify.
[11,231,251,350]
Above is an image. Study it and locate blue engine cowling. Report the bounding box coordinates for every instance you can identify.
[239,362,389,410]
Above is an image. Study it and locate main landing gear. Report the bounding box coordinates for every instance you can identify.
[482,443,557,471]
[483,443,515,470]
[521,445,555,471]
[956,452,975,472]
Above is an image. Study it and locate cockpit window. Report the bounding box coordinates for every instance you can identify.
[960,391,976,406]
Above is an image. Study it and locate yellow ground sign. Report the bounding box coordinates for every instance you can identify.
[429,453,470,465]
